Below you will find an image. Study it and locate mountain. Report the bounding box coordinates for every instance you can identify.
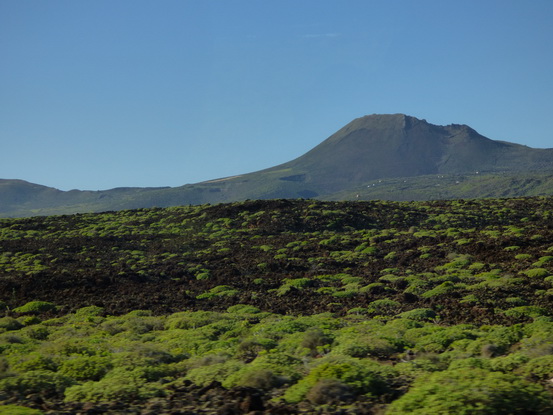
[0,179,170,217]
[2,114,553,217]
[243,113,553,196]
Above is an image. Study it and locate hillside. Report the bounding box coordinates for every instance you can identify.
[2,114,553,217]
[260,114,553,194]
[2,198,553,413]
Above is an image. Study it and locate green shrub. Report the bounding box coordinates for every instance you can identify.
[196,285,239,299]
[63,367,164,402]
[165,311,225,330]
[359,282,386,293]
[306,379,354,405]
[59,356,111,381]
[73,306,105,318]
[367,299,400,314]
[398,308,437,322]
[0,406,43,415]
[448,357,491,371]
[0,370,73,395]
[13,353,58,372]
[225,368,277,390]
[236,338,277,362]
[282,358,386,403]
[411,325,478,354]
[489,353,530,373]
[468,262,486,270]
[0,356,9,377]
[111,342,175,368]
[523,268,550,278]
[460,294,479,304]
[465,325,524,357]
[314,274,342,283]
[384,251,397,260]
[347,307,368,315]
[504,246,520,251]
[518,355,553,380]
[340,275,363,285]
[515,254,532,260]
[332,289,358,298]
[239,352,303,383]
[185,360,244,387]
[284,278,314,289]
[386,368,551,414]
[360,246,377,255]
[316,287,336,295]
[301,328,332,356]
[503,306,547,319]
[421,281,455,298]
[334,336,400,359]
[121,314,165,334]
[17,316,41,326]
[533,256,553,267]
[195,271,211,280]
[226,304,261,314]
[13,301,56,314]
[505,297,527,306]
[0,317,23,331]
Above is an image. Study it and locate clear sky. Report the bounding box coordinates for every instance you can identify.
[1,0,552,191]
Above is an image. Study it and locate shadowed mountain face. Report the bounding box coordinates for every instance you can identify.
[2,114,553,217]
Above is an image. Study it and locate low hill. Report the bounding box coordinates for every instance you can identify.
[2,114,553,217]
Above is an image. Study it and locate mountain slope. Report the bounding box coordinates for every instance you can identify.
[2,114,553,217]
[258,114,553,194]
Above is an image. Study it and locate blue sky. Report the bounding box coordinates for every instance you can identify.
[1,0,552,191]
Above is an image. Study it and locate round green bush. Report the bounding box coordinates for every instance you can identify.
[59,355,111,381]
[283,358,386,403]
[13,301,56,314]
[515,254,532,260]
[227,304,261,314]
[306,378,354,405]
[522,268,550,278]
[17,315,41,326]
[0,406,43,415]
[0,317,24,331]
[231,368,276,390]
[398,308,437,321]
[63,367,164,403]
[518,355,553,380]
[13,353,58,372]
[386,368,551,414]
[184,360,244,387]
[0,370,73,395]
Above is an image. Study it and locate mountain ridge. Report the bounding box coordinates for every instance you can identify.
[255,113,553,193]
[2,113,553,217]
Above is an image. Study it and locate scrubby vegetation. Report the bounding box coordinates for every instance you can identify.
[2,198,553,413]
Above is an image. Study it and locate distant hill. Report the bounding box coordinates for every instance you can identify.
[2,114,553,217]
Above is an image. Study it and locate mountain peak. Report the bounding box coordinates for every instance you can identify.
[279,113,553,194]
[339,113,430,134]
